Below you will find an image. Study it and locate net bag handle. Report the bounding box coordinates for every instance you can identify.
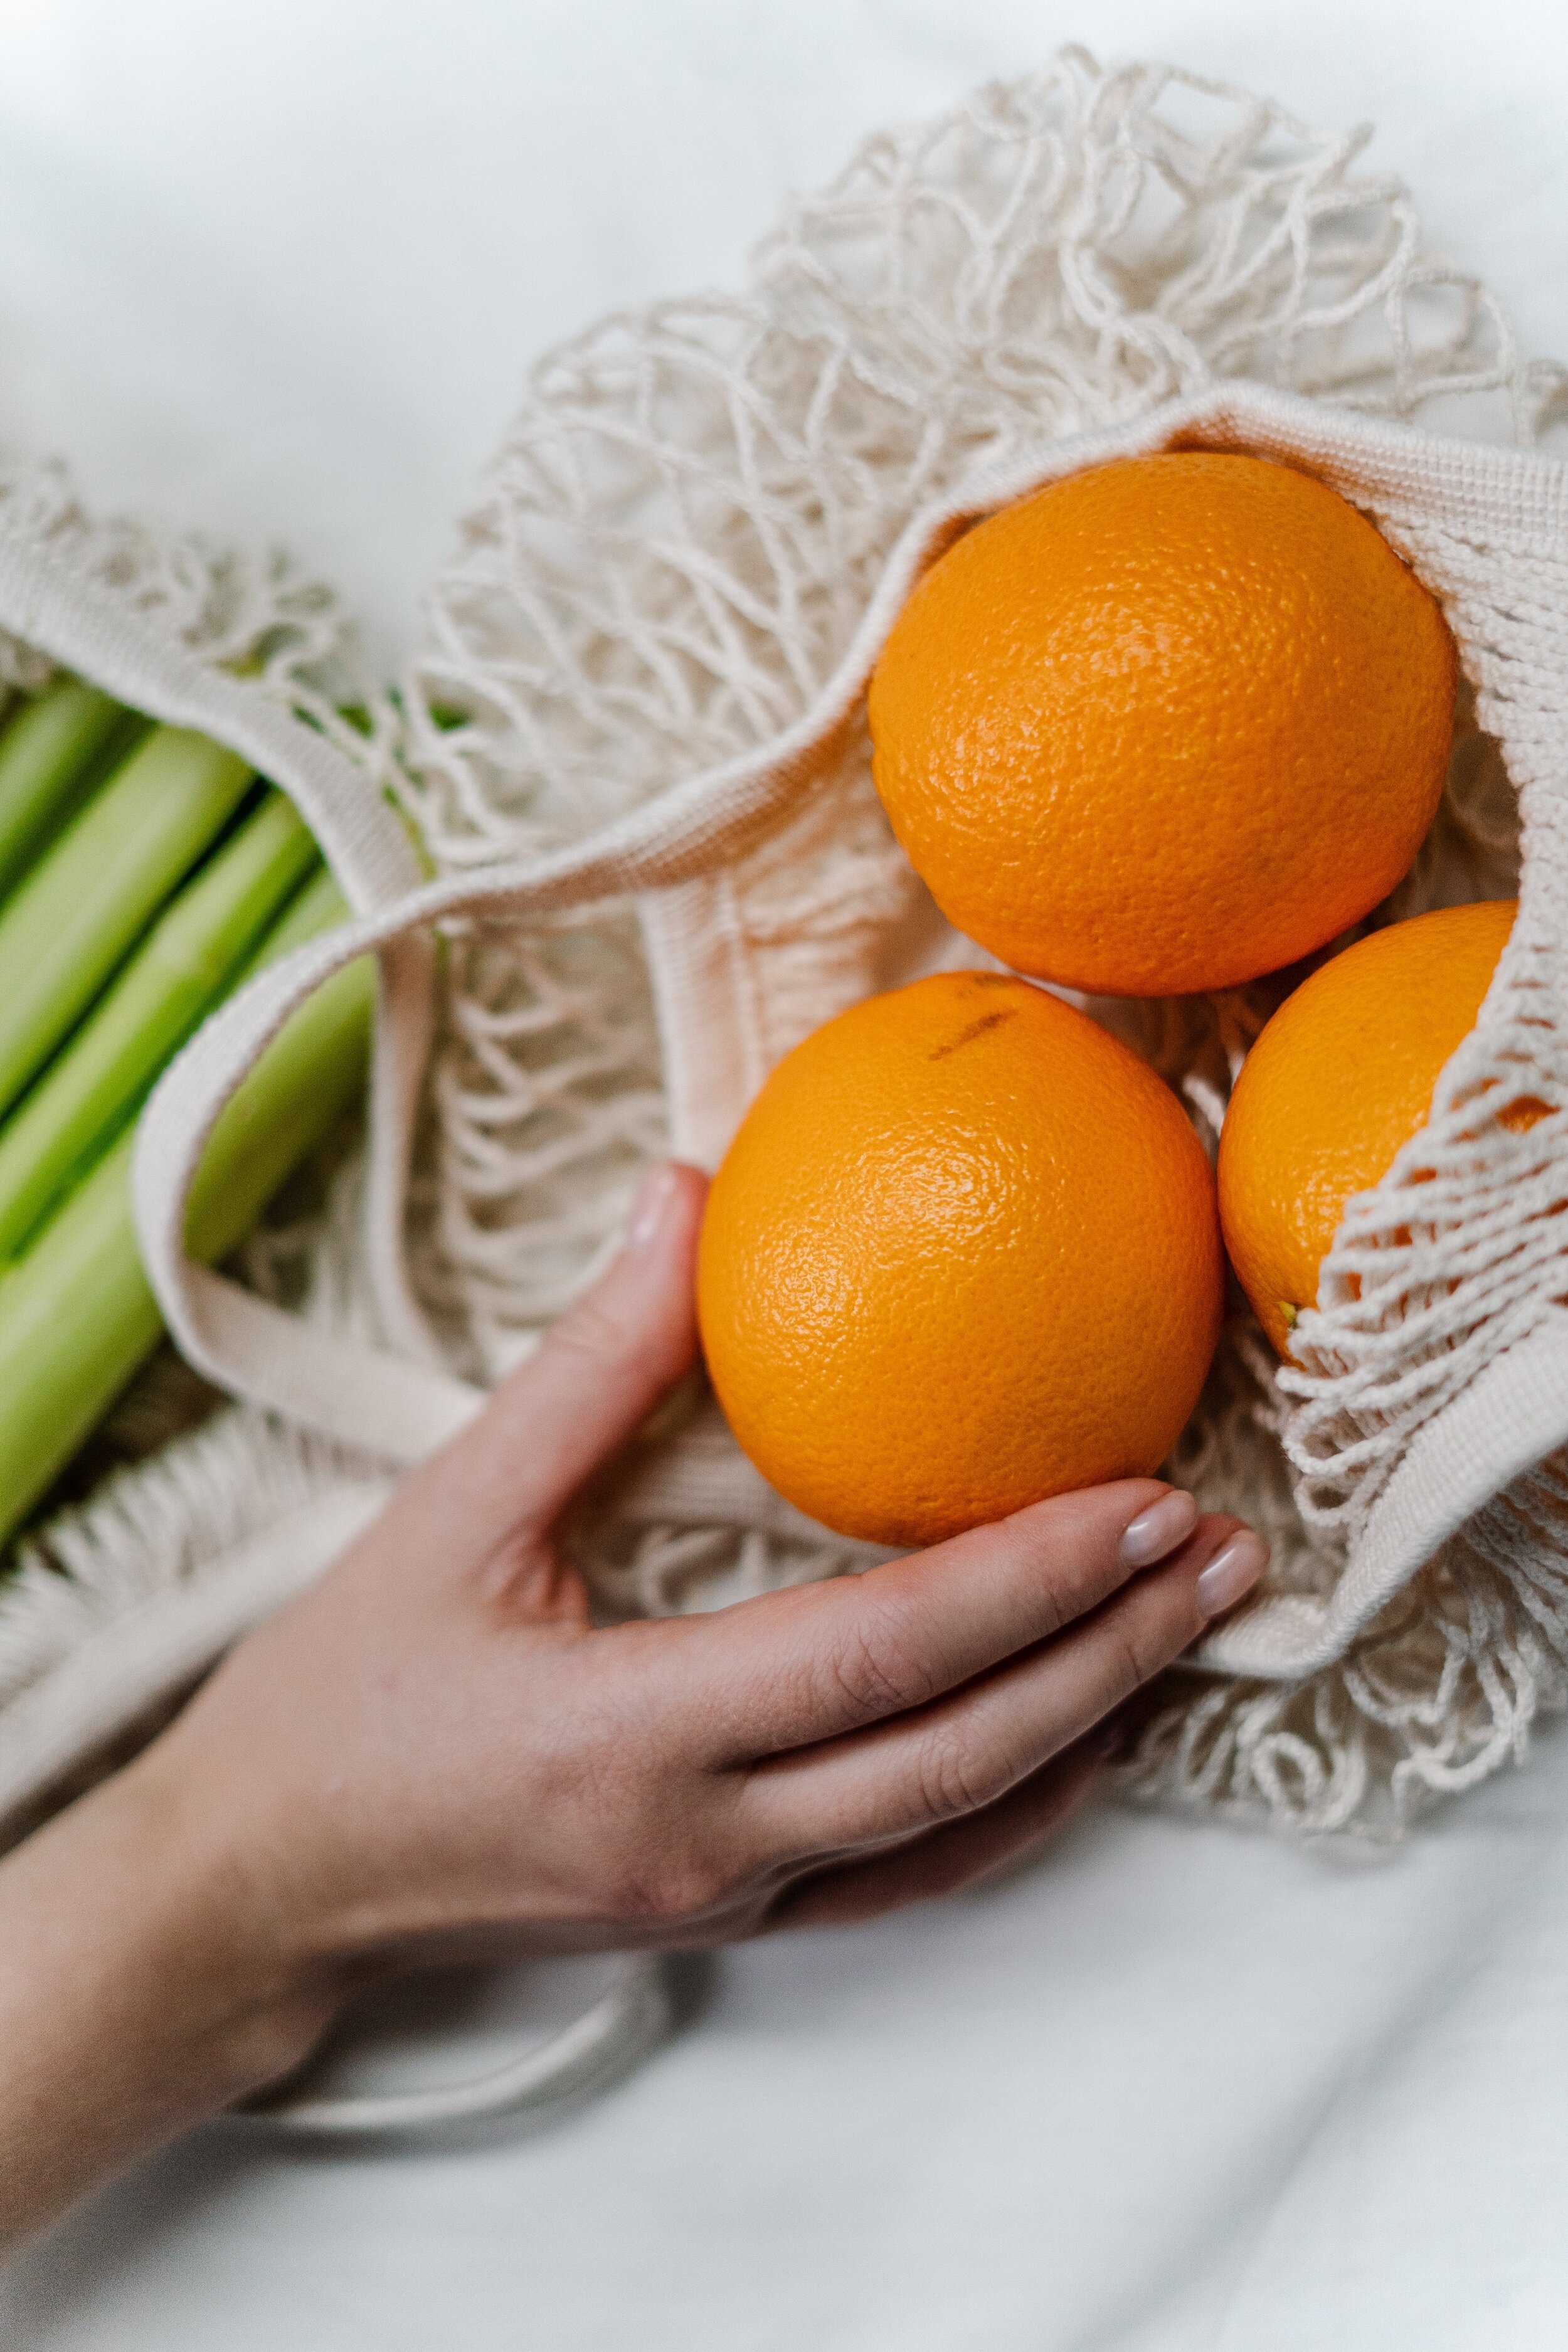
[249,1952,675,2137]
[131,393,1232,1460]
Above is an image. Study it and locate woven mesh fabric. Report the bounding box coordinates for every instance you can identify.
[3,49,1568,1841]
[389,50,1568,1835]
[0,455,388,760]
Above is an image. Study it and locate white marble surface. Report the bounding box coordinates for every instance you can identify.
[1,2,1567,2343]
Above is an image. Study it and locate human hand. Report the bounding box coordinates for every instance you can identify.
[161,1160,1264,1963]
[0,1161,1266,2239]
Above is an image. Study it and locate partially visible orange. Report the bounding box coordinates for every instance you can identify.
[867,452,1457,996]
[1218,899,1518,1358]
[696,970,1224,1549]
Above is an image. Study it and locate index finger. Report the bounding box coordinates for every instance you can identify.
[371,1162,708,1587]
[677,1477,1199,1764]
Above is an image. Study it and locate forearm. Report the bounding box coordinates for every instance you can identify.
[0,1749,341,2247]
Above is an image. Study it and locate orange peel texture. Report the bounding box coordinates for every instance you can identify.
[868,452,1457,997]
[1219,898,1518,1359]
[698,971,1226,1549]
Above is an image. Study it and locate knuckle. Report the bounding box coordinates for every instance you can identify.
[913,1722,1010,1826]
[1107,1623,1153,1700]
[543,1290,635,1376]
[827,1602,941,1722]
[607,1842,733,1926]
[541,1651,756,1930]
[1104,1600,1177,1700]
[599,1783,748,1927]
[995,1492,1118,1624]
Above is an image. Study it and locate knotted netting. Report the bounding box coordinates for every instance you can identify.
[388,48,1568,1833]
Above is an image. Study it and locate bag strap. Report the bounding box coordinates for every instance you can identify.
[248,1952,675,2137]
[131,696,874,1462]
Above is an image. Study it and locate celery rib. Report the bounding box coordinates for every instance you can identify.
[0,727,255,1122]
[0,676,147,902]
[186,871,374,1264]
[0,792,320,1262]
[0,871,372,1547]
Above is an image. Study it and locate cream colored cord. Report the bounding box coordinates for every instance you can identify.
[248,1955,674,2139]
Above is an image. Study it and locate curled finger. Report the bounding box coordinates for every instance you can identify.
[763,1739,1104,1933]
[672,1476,1204,1767]
[741,1513,1265,1862]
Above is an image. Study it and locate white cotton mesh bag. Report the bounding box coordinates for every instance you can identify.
[1,50,1568,2118]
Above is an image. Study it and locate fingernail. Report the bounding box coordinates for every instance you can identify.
[627,1162,681,1249]
[1119,1488,1199,1568]
[1195,1532,1270,1620]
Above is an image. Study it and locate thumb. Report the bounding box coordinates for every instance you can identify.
[400,1161,708,1564]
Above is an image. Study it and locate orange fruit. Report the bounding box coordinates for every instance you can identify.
[1218,899,1518,1358]
[697,970,1225,1548]
[867,451,1457,996]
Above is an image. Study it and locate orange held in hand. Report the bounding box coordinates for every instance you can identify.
[1219,898,1520,1359]
[697,971,1225,1549]
[868,452,1457,997]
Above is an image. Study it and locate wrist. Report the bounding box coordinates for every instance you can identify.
[0,1739,351,2242]
[90,1737,354,2097]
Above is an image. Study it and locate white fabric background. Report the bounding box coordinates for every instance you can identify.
[1,1,1567,2343]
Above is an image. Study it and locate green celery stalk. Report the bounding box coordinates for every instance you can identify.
[0,792,320,1262]
[0,1133,164,1540]
[0,676,146,901]
[228,863,349,980]
[186,871,371,1261]
[0,726,255,1122]
[0,870,371,1547]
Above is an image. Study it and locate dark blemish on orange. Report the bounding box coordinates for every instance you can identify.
[929,1009,1019,1059]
